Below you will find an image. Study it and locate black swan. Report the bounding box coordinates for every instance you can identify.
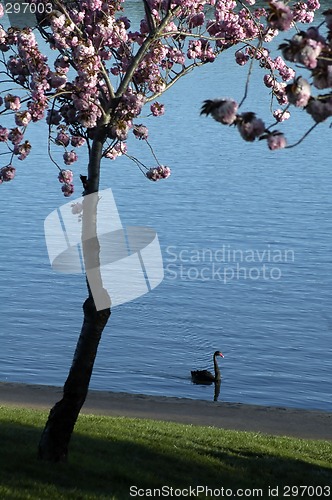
[191,351,224,384]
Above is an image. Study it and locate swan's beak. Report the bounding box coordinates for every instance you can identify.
[219,353,224,358]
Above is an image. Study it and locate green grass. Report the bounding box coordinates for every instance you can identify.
[0,406,331,499]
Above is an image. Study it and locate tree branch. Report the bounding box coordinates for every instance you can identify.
[115,6,180,98]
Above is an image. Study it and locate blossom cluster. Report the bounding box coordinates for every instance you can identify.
[104,141,127,160]
[261,19,332,117]
[201,99,287,150]
[0,165,16,183]
[146,165,171,181]
[204,5,332,149]
[57,169,74,196]
[0,0,323,194]
[270,7,332,126]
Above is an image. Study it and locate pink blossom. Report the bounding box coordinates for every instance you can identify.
[105,142,127,160]
[267,132,287,150]
[187,39,215,63]
[4,94,21,111]
[54,56,70,74]
[188,13,205,28]
[148,75,166,93]
[307,0,320,9]
[8,127,24,145]
[293,1,320,23]
[7,57,25,78]
[133,124,148,140]
[187,40,203,60]
[293,4,312,23]
[272,81,288,105]
[15,111,32,127]
[77,110,98,128]
[297,37,324,70]
[118,16,131,29]
[280,30,324,70]
[75,43,96,59]
[110,120,132,141]
[0,165,16,182]
[278,65,295,82]
[235,51,249,66]
[252,47,270,61]
[264,74,274,88]
[306,97,332,123]
[268,1,294,31]
[58,169,73,184]
[56,131,70,147]
[0,32,8,54]
[263,28,279,43]
[13,140,31,160]
[286,77,311,107]
[49,72,67,89]
[119,90,145,119]
[166,48,185,66]
[273,56,295,81]
[0,126,9,142]
[71,136,86,147]
[273,109,290,122]
[236,113,265,141]
[62,183,74,197]
[111,66,120,76]
[63,150,78,165]
[146,165,171,181]
[150,102,165,116]
[201,99,238,125]
[51,13,67,30]
[86,0,103,11]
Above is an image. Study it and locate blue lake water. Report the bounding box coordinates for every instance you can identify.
[0,4,331,411]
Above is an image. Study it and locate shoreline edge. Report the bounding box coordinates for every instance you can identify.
[0,381,331,440]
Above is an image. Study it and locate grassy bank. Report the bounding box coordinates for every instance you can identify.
[0,406,331,499]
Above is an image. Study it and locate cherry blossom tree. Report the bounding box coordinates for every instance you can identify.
[0,0,323,461]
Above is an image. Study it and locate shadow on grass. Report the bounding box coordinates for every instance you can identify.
[0,417,331,499]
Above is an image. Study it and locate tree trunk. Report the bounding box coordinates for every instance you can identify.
[38,129,111,462]
[38,293,110,461]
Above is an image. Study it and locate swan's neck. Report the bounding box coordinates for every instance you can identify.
[213,355,221,381]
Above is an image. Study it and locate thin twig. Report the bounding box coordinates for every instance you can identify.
[123,152,148,175]
[285,123,319,149]
[145,139,161,166]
